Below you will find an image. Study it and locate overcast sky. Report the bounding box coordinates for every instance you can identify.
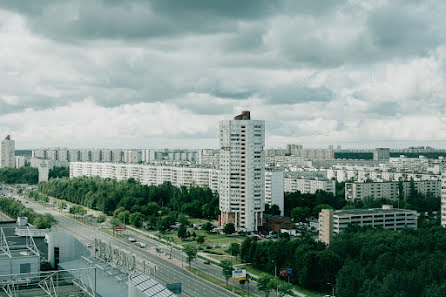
[1,0,446,149]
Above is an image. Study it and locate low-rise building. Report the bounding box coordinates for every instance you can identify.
[319,205,418,245]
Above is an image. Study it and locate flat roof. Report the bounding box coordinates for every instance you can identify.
[334,208,416,216]
[0,222,48,260]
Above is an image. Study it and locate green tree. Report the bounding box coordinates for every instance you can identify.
[223,223,235,235]
[273,278,294,297]
[227,243,240,259]
[110,217,121,236]
[129,212,144,227]
[202,222,213,232]
[184,245,197,268]
[196,235,205,244]
[178,223,187,240]
[257,273,275,297]
[291,207,311,223]
[57,200,67,211]
[96,214,106,223]
[220,260,233,286]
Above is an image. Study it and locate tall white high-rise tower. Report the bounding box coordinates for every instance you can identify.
[0,135,15,168]
[219,111,265,231]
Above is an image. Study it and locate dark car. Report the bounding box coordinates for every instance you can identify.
[203,260,211,265]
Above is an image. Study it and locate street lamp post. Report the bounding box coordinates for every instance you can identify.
[327,282,335,296]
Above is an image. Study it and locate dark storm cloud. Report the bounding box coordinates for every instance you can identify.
[0,0,279,41]
[366,4,442,58]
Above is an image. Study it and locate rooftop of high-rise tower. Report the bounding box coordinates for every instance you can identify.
[234,111,250,120]
[4,135,11,140]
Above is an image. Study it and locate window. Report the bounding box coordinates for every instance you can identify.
[20,263,31,274]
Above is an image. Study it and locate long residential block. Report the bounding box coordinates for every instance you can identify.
[319,205,418,245]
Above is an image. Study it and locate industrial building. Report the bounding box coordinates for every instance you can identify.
[319,205,418,245]
[0,219,176,296]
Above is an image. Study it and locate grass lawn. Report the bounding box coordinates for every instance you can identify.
[158,229,244,248]
[188,267,254,297]
[237,265,324,297]
[188,217,216,225]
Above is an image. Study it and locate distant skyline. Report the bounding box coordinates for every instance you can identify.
[1,1,446,149]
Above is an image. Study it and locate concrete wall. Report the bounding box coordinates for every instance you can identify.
[47,232,90,269]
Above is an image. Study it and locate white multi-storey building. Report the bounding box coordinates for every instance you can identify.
[218,111,265,231]
[441,173,446,227]
[284,176,336,195]
[15,156,26,168]
[319,205,417,245]
[265,171,284,215]
[70,162,220,192]
[123,150,142,163]
[345,180,441,201]
[0,135,15,168]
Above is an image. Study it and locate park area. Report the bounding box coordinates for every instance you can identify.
[156,221,245,264]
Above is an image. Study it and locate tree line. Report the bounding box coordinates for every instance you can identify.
[0,196,56,229]
[37,176,219,228]
[0,167,38,184]
[241,221,446,297]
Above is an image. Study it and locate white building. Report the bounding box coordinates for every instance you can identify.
[124,150,142,163]
[265,171,284,215]
[319,205,418,245]
[345,180,441,201]
[284,175,336,196]
[441,173,446,227]
[38,160,50,183]
[70,162,220,192]
[373,148,390,161]
[15,156,26,168]
[218,111,265,231]
[0,135,15,169]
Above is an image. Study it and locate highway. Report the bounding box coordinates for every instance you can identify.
[0,186,238,297]
[0,185,297,297]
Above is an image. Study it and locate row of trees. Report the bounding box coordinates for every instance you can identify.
[240,222,446,296]
[49,166,70,179]
[0,167,38,184]
[38,176,220,220]
[0,196,56,229]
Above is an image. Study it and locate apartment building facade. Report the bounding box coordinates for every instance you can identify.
[0,135,15,169]
[345,180,441,201]
[218,111,265,231]
[284,176,336,196]
[319,206,418,245]
[265,171,284,215]
[441,173,446,227]
[70,162,220,192]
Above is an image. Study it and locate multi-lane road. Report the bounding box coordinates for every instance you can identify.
[0,185,300,297]
[0,187,238,297]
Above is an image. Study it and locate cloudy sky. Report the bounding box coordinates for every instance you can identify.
[1,0,446,149]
